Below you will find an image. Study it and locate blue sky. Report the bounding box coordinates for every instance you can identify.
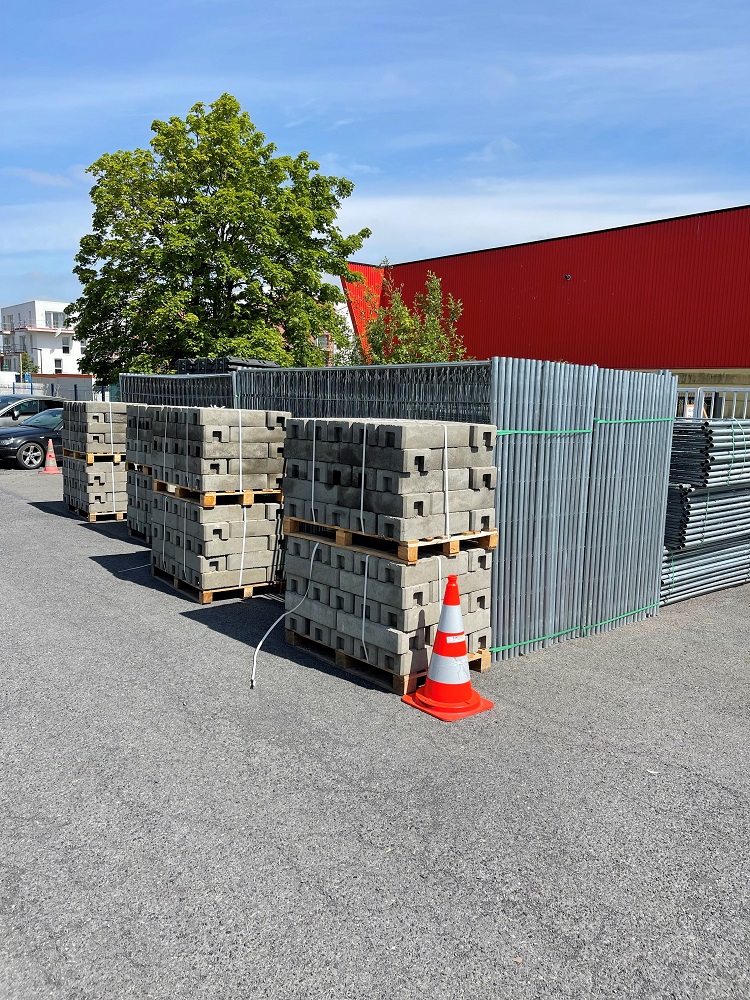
[1,0,749,304]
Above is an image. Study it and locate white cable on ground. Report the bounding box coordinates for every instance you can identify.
[117,563,152,574]
[251,541,320,689]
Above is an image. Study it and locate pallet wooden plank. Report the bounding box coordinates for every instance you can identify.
[153,479,282,509]
[67,505,126,522]
[63,449,124,465]
[151,563,280,604]
[284,515,498,565]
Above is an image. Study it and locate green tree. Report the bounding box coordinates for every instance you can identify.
[67,94,371,383]
[20,352,39,375]
[348,267,468,365]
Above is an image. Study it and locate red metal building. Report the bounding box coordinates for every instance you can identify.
[342,204,750,370]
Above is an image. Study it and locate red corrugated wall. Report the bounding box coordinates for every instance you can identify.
[344,205,750,369]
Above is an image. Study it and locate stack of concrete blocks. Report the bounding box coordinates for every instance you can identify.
[283,418,497,678]
[62,401,128,517]
[126,404,155,541]
[149,406,290,595]
[150,406,287,493]
[151,496,284,593]
[62,401,128,456]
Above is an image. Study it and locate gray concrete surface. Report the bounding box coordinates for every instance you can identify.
[1,466,749,1000]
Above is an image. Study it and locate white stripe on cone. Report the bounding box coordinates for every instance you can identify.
[427,651,471,685]
[436,601,464,633]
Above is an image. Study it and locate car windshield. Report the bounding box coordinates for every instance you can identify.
[21,409,63,428]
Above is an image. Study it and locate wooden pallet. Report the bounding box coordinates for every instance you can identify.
[285,629,490,693]
[152,479,282,509]
[151,563,282,604]
[127,525,151,542]
[126,462,153,475]
[283,516,498,565]
[68,505,125,523]
[63,449,125,465]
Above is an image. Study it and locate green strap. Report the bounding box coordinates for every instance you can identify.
[496,417,675,436]
[490,603,660,652]
[496,428,591,436]
[581,603,660,634]
[490,626,580,653]
[594,417,676,426]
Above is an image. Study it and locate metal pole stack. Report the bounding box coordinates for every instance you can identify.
[661,419,750,605]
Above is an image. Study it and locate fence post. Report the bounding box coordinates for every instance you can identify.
[489,356,501,664]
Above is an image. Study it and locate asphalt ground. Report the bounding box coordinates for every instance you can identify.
[1,466,749,1000]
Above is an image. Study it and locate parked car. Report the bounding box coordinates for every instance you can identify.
[0,408,64,469]
[0,395,61,426]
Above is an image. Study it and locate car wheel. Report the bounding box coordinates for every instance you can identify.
[17,441,46,470]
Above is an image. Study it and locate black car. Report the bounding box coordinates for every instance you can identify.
[0,394,62,426]
[0,408,64,469]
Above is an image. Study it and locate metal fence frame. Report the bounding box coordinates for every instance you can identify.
[120,360,677,662]
[675,386,750,420]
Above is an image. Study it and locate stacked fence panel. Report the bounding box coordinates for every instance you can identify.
[234,362,493,422]
[492,358,598,658]
[121,359,679,659]
[661,419,750,605]
[119,374,234,408]
[492,362,676,657]
[581,369,677,635]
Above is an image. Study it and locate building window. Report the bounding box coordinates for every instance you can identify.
[2,316,13,332]
[54,358,63,374]
[18,335,26,353]
[62,336,70,354]
[45,311,66,329]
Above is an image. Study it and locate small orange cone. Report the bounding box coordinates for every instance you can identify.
[402,574,493,722]
[39,438,62,475]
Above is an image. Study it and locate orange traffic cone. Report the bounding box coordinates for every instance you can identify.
[39,438,62,475]
[402,574,493,722]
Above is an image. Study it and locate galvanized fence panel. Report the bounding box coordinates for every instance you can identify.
[119,373,234,407]
[234,361,493,422]
[119,359,678,662]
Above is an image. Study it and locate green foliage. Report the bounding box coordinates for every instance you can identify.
[20,352,38,375]
[67,94,371,383]
[349,267,469,365]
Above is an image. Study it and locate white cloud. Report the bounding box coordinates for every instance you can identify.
[338,176,750,263]
[316,153,381,177]
[4,168,74,188]
[0,201,91,255]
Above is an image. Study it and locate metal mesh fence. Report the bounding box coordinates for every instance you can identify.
[119,359,679,663]
[119,373,234,407]
[233,361,493,422]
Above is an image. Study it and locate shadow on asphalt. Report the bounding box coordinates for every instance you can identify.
[28,499,76,519]
[89,550,382,691]
[28,500,146,545]
[90,551,163,588]
[182,600,385,692]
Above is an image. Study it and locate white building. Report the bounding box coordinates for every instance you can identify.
[1,299,84,376]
